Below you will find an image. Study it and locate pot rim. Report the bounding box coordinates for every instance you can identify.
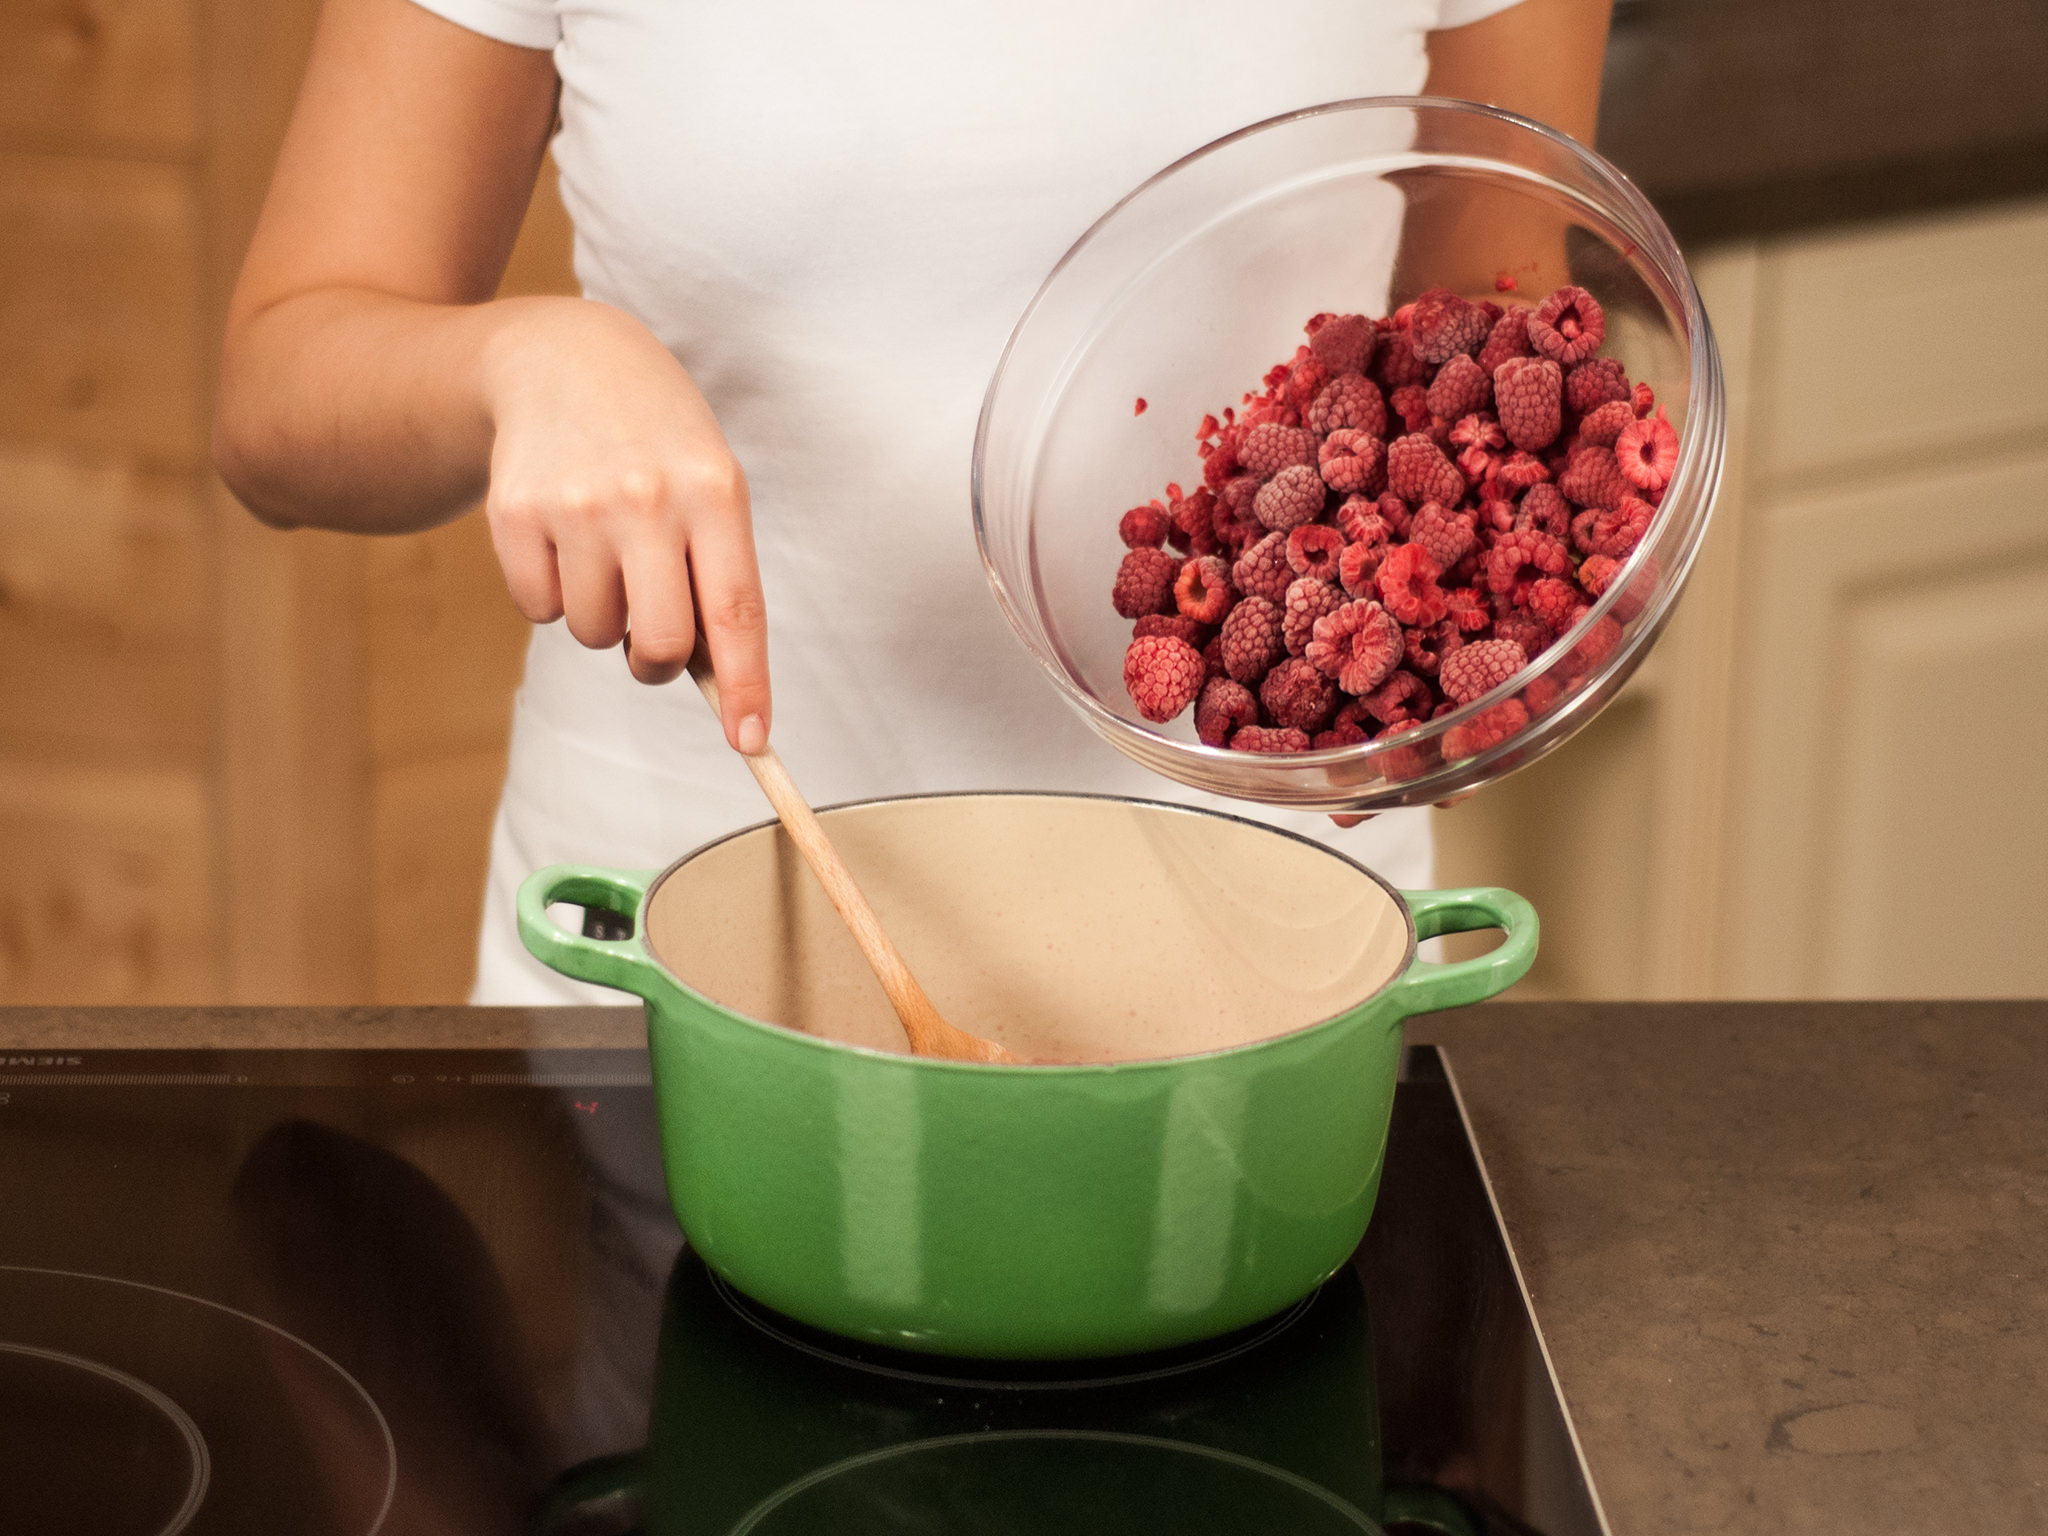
[632,789,1419,1074]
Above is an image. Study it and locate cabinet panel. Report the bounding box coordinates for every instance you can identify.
[1722,447,2048,995]
[0,761,215,1002]
[1823,556,2048,995]
[0,448,208,760]
[0,0,199,158]
[1753,199,2048,481]
[0,152,203,462]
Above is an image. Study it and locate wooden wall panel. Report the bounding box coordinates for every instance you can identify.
[0,151,203,462]
[0,762,214,1002]
[0,0,199,158]
[371,751,510,1004]
[367,512,529,769]
[0,448,208,762]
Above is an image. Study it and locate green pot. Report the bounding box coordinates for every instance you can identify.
[518,793,1534,1358]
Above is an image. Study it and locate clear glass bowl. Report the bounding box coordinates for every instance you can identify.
[974,98,1725,811]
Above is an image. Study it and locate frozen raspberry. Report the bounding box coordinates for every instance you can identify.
[1580,552,1656,622]
[1523,673,1565,715]
[1564,357,1630,415]
[1307,599,1405,695]
[1374,492,1413,538]
[1308,373,1387,437]
[1528,286,1606,367]
[1336,540,1383,600]
[1409,287,1488,364]
[1493,610,1551,656]
[1112,546,1179,618]
[1409,502,1479,570]
[1119,503,1171,548]
[1373,719,1438,782]
[1443,585,1489,633]
[1123,635,1204,721]
[1439,638,1527,705]
[1260,656,1338,732]
[1219,595,1285,685]
[1231,530,1294,605]
[1371,330,1430,392]
[1631,381,1656,417]
[1616,409,1678,491]
[1486,528,1572,597]
[1374,543,1446,628]
[1199,423,1241,489]
[1231,724,1312,754]
[1174,554,1236,625]
[1312,721,1371,749]
[1286,523,1344,580]
[1253,464,1326,531]
[1307,312,1377,376]
[1493,356,1563,452]
[1318,430,1386,497]
[1166,483,1212,538]
[1526,576,1581,634]
[1513,483,1571,540]
[1558,446,1629,510]
[1443,699,1529,760]
[1279,349,1328,412]
[1571,496,1654,559]
[1493,450,1551,494]
[1238,423,1318,479]
[1404,618,1462,678]
[1426,354,1492,422]
[1557,612,1622,679]
[1202,633,1225,679]
[1385,434,1465,508]
[1133,613,1208,647]
[1282,576,1344,655]
[1449,414,1506,452]
[1194,676,1257,747]
[1389,384,1432,437]
[1334,496,1390,549]
[1576,400,1636,449]
[1477,305,1535,376]
[1362,668,1433,724]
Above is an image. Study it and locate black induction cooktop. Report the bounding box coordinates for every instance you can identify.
[0,1043,1605,1535]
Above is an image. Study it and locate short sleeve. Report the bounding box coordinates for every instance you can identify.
[1433,0,1530,28]
[406,0,559,50]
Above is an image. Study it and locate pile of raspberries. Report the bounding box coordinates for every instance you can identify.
[1112,284,1671,768]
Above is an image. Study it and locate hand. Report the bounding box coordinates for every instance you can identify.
[480,299,772,751]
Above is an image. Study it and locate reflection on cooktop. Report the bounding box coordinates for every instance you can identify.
[0,1045,1603,1536]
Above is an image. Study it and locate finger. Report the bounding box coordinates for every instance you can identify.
[619,529,696,686]
[686,517,772,753]
[486,503,563,623]
[1329,813,1375,828]
[556,535,628,651]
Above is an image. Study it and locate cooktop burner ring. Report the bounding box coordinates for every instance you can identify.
[707,1267,1318,1391]
[0,1265,399,1536]
[0,1340,211,1536]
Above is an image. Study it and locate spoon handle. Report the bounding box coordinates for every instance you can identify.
[686,647,1012,1063]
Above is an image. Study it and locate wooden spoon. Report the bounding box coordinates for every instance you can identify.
[685,647,1015,1064]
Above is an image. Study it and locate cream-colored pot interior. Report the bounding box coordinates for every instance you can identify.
[645,795,1413,1064]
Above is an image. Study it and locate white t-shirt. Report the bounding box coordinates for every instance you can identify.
[421,0,1527,1003]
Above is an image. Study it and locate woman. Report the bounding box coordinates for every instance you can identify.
[215,0,1611,1001]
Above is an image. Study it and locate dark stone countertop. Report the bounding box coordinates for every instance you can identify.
[4,1000,2043,1532]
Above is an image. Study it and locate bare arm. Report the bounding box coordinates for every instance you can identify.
[1400,0,1616,300]
[214,0,771,739]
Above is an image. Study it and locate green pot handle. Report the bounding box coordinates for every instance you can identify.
[516,865,669,1001]
[1389,885,1539,1018]
[1381,1480,1479,1536]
